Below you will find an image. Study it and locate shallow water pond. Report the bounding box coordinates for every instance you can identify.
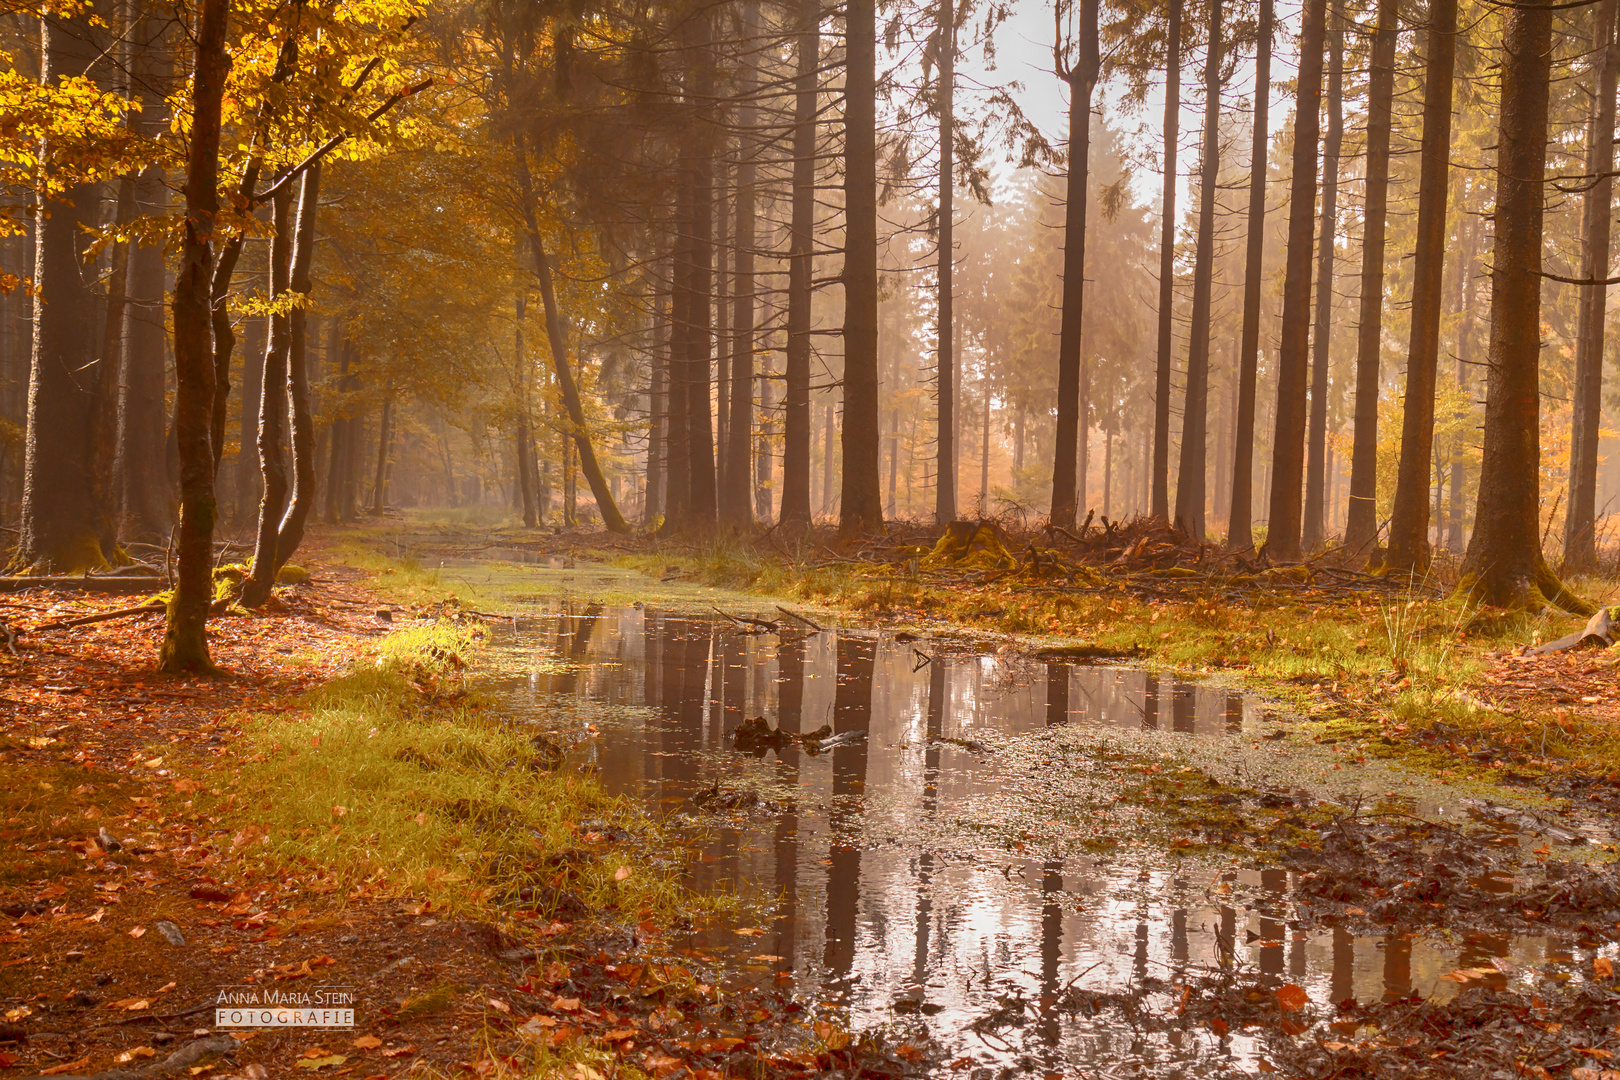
[473,594,1608,1077]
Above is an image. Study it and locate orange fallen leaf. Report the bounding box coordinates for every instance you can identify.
[128,925,147,939]
[381,1046,415,1059]
[37,1058,90,1076]
[1598,957,1615,980]
[351,1036,382,1050]
[553,998,581,1012]
[614,866,631,882]
[1276,984,1308,1012]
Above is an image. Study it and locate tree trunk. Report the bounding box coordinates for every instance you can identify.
[322,329,351,524]
[241,187,294,608]
[1173,0,1223,541]
[118,5,173,546]
[515,294,538,527]
[1343,0,1398,557]
[1448,218,1479,550]
[840,0,883,536]
[1302,0,1343,552]
[159,0,228,673]
[1461,0,1590,613]
[780,0,819,529]
[1048,0,1099,528]
[370,392,393,515]
[821,401,836,516]
[272,162,321,572]
[94,170,135,562]
[722,3,760,529]
[513,160,631,533]
[646,279,668,526]
[1227,0,1272,551]
[16,3,110,573]
[1564,0,1620,571]
[1150,0,1182,521]
[1384,0,1458,575]
[935,0,957,524]
[1261,0,1327,562]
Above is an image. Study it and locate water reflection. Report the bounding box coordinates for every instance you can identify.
[482,602,1583,1073]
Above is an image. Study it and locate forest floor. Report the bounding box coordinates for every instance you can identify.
[7,514,1620,1080]
[0,544,914,1080]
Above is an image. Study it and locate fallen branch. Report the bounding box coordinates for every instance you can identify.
[775,605,825,632]
[31,602,165,633]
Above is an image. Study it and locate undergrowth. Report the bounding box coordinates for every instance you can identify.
[198,621,702,921]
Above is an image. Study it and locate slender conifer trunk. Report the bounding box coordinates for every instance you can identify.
[1150,0,1182,520]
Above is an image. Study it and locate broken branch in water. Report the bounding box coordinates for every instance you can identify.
[775,605,826,632]
[711,607,785,634]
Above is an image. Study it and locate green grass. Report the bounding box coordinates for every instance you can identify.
[194,622,708,921]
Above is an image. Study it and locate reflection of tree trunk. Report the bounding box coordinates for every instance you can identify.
[1227,0,1272,551]
[1385,0,1458,575]
[1174,0,1223,541]
[1565,0,1620,571]
[1142,673,1160,730]
[1039,862,1063,1046]
[824,633,874,994]
[1045,663,1068,727]
[1149,0,1181,521]
[1382,932,1411,1000]
[1262,0,1327,561]
[1344,0,1398,556]
[1462,0,1589,613]
[1303,0,1343,551]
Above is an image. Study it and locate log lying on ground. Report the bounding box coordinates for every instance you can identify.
[1529,606,1615,655]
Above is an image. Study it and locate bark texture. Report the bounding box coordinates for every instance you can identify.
[1385,0,1458,575]
[1150,0,1182,521]
[1173,0,1222,540]
[839,0,883,535]
[1048,0,1099,530]
[1461,0,1591,613]
[1343,0,1399,556]
[1261,0,1327,562]
[1302,0,1343,551]
[159,0,229,673]
[1226,0,1272,551]
[1564,0,1620,571]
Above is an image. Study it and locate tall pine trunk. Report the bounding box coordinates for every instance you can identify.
[1564,0,1620,570]
[1461,0,1589,613]
[1048,0,1099,529]
[16,2,110,573]
[1260,0,1327,562]
[1149,0,1182,520]
[721,0,761,528]
[935,0,957,523]
[1385,0,1458,574]
[840,0,883,535]
[1302,0,1343,551]
[1173,0,1223,540]
[159,0,228,673]
[1344,0,1398,556]
[1226,0,1271,550]
[780,0,819,529]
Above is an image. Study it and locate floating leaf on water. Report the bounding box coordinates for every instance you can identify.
[1276,984,1309,1011]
